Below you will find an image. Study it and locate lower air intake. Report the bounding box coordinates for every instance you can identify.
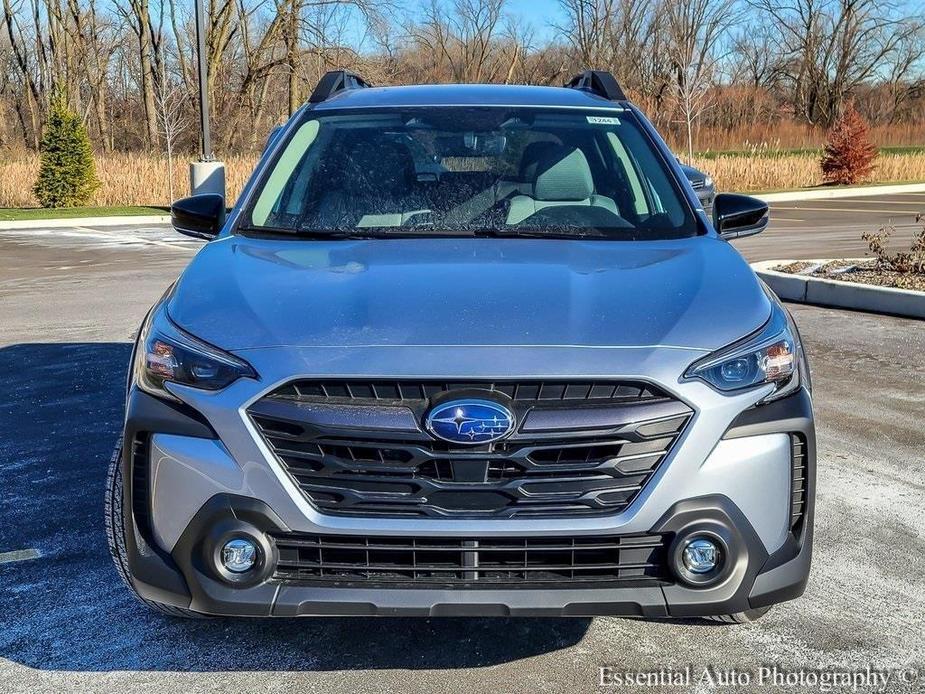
[271,532,671,588]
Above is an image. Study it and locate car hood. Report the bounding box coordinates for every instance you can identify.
[168,235,770,353]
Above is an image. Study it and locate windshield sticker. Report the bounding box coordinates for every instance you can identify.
[587,116,620,125]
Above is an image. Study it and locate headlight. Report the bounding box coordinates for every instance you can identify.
[704,175,713,189]
[685,303,800,402]
[134,302,256,400]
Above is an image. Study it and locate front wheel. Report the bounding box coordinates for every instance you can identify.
[104,438,206,619]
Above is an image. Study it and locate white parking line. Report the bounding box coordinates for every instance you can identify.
[73,226,195,251]
[773,206,924,214]
[0,225,201,252]
[790,198,925,207]
[797,193,925,199]
[0,548,41,564]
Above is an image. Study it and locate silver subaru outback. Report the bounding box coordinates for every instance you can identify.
[107,70,814,622]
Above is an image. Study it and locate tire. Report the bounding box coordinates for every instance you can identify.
[704,606,771,624]
[105,437,207,619]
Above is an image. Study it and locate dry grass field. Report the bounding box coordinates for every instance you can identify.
[683,122,925,152]
[0,153,259,209]
[692,152,925,193]
[1,149,924,209]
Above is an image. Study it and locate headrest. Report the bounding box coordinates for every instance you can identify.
[533,146,594,201]
[343,139,414,195]
[519,141,559,180]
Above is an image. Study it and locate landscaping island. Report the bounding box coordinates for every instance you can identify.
[775,260,925,292]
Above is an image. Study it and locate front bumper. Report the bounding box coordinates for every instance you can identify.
[119,379,814,617]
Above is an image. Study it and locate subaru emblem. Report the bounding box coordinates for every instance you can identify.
[425,399,515,445]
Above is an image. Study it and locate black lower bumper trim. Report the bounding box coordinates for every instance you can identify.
[125,490,812,618]
[121,388,219,610]
[270,585,670,618]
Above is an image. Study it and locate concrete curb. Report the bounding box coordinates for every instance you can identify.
[753,259,925,319]
[0,215,170,230]
[752,182,925,203]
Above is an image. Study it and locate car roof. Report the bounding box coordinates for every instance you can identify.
[310,83,628,111]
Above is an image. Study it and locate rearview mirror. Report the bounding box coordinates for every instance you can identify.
[713,193,768,240]
[171,194,225,241]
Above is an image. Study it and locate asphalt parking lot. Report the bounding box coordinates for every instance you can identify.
[738,192,925,261]
[1,197,923,693]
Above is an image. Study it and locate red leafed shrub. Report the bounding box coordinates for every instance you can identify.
[820,105,878,185]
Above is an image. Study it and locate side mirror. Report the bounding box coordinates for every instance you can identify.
[171,194,225,241]
[713,193,768,240]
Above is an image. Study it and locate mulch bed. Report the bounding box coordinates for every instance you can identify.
[773,259,925,292]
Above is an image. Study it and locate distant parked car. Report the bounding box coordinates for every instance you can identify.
[680,163,715,215]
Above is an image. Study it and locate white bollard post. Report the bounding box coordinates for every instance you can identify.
[189,160,226,200]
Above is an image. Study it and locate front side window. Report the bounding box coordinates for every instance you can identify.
[243,107,697,240]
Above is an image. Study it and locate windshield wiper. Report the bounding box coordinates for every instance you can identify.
[471,228,609,239]
[237,224,372,239]
[237,224,615,241]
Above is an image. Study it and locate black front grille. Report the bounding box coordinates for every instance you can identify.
[271,532,671,587]
[271,379,667,404]
[249,379,691,519]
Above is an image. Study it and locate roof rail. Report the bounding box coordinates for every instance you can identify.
[564,70,627,102]
[308,70,372,103]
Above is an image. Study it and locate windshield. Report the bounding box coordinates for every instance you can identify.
[243,107,697,240]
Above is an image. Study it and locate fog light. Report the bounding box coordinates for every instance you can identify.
[682,537,720,574]
[221,538,257,573]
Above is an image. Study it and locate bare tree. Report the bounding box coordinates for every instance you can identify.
[750,0,923,126]
[115,0,160,145]
[3,0,44,147]
[555,0,616,71]
[84,0,120,151]
[730,24,782,89]
[154,69,190,201]
[0,0,923,157]
[409,0,508,83]
[876,20,925,124]
[555,0,671,120]
[665,0,736,161]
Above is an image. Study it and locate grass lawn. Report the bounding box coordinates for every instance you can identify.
[0,205,168,221]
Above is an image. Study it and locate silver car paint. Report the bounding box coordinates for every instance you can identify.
[166,235,771,353]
